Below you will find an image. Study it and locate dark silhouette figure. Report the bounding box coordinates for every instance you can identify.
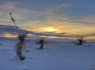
[76,38,85,45]
[39,38,44,49]
[36,37,45,49]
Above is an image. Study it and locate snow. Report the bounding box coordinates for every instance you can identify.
[0,38,95,70]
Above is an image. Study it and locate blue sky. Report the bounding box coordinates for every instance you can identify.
[0,0,95,40]
[2,0,94,16]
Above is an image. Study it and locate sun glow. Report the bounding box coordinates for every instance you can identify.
[4,33,17,38]
[43,27,57,32]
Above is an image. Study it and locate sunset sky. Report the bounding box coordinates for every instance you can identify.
[0,0,95,40]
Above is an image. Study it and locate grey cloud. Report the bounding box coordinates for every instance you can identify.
[0,25,25,34]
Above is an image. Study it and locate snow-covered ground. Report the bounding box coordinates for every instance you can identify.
[0,38,95,70]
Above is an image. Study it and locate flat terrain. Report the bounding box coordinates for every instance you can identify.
[0,40,95,70]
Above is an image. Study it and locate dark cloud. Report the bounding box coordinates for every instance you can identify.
[0,25,26,35]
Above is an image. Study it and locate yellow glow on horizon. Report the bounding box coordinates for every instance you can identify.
[69,36,95,40]
[21,20,95,41]
[84,36,95,40]
[3,33,32,38]
[4,33,17,38]
[2,32,95,40]
[43,27,57,32]
[23,24,95,36]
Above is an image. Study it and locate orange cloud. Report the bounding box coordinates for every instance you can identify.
[84,36,95,40]
[3,32,17,38]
